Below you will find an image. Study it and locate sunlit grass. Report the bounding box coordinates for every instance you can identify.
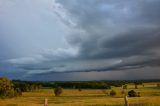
[0,83,160,106]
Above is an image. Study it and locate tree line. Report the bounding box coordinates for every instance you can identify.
[1,77,159,98]
[0,77,41,98]
[54,82,111,89]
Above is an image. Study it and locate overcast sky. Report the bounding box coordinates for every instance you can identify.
[0,0,160,81]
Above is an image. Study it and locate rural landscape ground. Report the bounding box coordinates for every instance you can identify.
[1,1,160,106]
[0,82,159,106]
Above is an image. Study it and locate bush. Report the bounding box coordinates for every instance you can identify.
[128,90,137,97]
[110,90,116,96]
[137,92,141,97]
[142,84,144,87]
[157,84,160,88]
[122,85,127,89]
[78,88,82,92]
[54,86,63,96]
[0,77,15,98]
[6,89,15,98]
[14,88,22,96]
[135,84,138,89]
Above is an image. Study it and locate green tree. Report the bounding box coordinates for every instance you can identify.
[137,92,141,97]
[128,90,136,97]
[14,88,22,96]
[122,85,127,89]
[54,86,63,96]
[157,84,160,88]
[0,77,14,98]
[135,84,138,89]
[110,90,116,96]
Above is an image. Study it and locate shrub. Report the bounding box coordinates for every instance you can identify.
[6,89,15,98]
[128,90,137,97]
[0,77,15,98]
[14,88,22,96]
[137,92,141,97]
[110,90,116,96]
[123,85,127,89]
[135,84,138,89]
[157,84,160,88]
[54,86,63,96]
[78,88,82,92]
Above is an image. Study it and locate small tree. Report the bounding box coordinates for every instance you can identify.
[6,89,15,98]
[0,77,14,98]
[128,90,136,97]
[123,85,127,89]
[78,88,82,92]
[137,92,141,97]
[110,90,116,96]
[157,84,160,88]
[135,84,138,89]
[54,86,63,96]
[14,88,22,96]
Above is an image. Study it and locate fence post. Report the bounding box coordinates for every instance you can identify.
[44,97,48,106]
[124,95,129,106]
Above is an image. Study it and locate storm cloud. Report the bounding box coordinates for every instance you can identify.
[1,0,160,80]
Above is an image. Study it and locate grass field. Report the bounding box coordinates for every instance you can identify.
[0,83,160,106]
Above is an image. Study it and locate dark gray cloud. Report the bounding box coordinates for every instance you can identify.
[2,0,160,80]
[25,67,160,81]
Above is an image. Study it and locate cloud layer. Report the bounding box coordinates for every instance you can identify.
[2,0,160,80]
